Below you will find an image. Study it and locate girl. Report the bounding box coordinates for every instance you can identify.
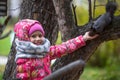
[14,19,98,80]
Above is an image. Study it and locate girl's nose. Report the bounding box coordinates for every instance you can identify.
[36,36,40,40]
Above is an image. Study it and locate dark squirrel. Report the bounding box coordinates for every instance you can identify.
[89,1,117,36]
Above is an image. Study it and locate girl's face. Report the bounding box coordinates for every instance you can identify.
[29,31,44,45]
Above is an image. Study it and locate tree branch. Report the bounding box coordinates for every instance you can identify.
[44,60,85,80]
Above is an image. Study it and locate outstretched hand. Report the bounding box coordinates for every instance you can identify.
[83,31,99,41]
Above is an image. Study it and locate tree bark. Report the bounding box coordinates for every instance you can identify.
[3,0,120,80]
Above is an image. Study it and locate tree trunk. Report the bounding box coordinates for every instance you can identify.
[3,0,120,80]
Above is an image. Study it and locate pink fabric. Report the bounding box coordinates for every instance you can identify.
[29,23,45,36]
[16,58,49,80]
[16,35,86,80]
[14,19,43,41]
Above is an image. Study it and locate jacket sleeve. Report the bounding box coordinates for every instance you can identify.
[49,35,86,60]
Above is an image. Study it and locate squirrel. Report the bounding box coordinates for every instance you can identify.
[89,1,117,36]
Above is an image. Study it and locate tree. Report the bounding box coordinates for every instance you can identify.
[3,0,120,80]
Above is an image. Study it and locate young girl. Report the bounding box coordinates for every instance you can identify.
[14,19,98,80]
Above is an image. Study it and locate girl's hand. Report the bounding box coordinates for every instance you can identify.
[83,31,99,41]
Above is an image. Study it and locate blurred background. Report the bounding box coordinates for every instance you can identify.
[0,0,120,80]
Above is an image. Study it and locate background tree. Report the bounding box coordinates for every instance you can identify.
[3,0,120,80]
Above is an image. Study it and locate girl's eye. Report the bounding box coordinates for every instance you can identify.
[31,35,36,38]
[39,34,42,37]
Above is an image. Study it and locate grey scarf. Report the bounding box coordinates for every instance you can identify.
[15,38,50,61]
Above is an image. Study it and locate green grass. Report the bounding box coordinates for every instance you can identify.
[0,65,5,80]
[0,36,11,56]
[80,66,120,80]
[0,74,3,80]
[81,67,105,80]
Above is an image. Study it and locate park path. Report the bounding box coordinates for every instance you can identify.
[0,56,8,65]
